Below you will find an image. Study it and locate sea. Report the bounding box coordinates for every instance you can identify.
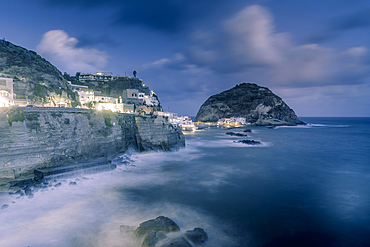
[0,117,369,247]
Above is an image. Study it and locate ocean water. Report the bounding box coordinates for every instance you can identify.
[0,117,369,247]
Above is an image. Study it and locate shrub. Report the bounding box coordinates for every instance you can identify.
[6,106,25,126]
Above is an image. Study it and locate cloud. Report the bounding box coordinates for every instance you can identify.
[174,5,370,88]
[37,30,109,73]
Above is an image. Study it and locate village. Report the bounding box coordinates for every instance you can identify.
[0,73,247,131]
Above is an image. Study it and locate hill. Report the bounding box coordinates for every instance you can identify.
[195,83,303,126]
[0,39,76,105]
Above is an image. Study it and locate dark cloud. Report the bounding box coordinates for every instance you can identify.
[113,0,183,33]
[37,0,249,33]
[331,8,370,31]
[305,8,370,44]
[76,34,120,48]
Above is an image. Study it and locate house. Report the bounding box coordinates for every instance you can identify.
[0,77,14,107]
[122,89,144,105]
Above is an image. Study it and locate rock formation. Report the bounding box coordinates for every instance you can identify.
[129,216,208,247]
[0,107,185,190]
[195,83,303,126]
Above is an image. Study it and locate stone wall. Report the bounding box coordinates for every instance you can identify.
[0,107,184,187]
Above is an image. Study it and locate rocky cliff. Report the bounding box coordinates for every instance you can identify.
[195,83,303,126]
[0,107,184,189]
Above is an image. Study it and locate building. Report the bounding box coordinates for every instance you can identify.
[79,72,113,82]
[0,77,14,107]
[217,117,247,126]
[68,81,94,105]
[122,89,144,105]
[94,93,115,103]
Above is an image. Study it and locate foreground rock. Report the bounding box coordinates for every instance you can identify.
[195,83,303,126]
[134,216,180,237]
[127,216,208,247]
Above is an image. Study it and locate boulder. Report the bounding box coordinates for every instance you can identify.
[134,216,180,237]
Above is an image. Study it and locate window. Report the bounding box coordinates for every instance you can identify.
[0,80,6,86]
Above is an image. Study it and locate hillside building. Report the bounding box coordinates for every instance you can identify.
[79,72,114,82]
[0,77,14,107]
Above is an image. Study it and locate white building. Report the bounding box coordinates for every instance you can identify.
[0,77,14,107]
[68,81,95,105]
[94,93,115,103]
[79,72,113,82]
[217,117,247,126]
[170,115,197,131]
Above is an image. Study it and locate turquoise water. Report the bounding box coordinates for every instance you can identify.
[0,117,369,246]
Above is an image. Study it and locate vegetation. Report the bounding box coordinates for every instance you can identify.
[103,111,113,127]
[6,106,25,126]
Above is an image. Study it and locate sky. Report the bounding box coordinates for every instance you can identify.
[1,0,370,117]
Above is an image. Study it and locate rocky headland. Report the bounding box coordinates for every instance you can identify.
[0,107,185,191]
[195,83,303,126]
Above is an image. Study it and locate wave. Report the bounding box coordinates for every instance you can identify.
[275,123,350,129]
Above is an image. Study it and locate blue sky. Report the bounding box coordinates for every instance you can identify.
[1,0,370,117]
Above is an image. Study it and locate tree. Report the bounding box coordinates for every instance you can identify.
[133,70,137,78]
[86,101,94,109]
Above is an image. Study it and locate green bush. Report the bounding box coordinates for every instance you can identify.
[6,106,25,126]
[104,115,113,127]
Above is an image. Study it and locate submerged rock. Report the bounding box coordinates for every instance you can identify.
[243,128,252,132]
[235,139,262,145]
[225,132,248,137]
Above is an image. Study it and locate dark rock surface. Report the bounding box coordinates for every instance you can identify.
[243,128,252,132]
[195,83,303,126]
[185,228,208,245]
[235,139,262,145]
[225,132,248,137]
[142,231,167,247]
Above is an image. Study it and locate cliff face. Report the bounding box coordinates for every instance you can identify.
[0,107,184,184]
[195,83,303,126]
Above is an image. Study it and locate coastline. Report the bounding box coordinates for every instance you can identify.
[0,107,185,191]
